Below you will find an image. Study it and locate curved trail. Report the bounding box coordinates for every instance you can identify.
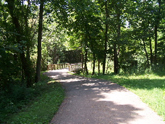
[45,69,165,124]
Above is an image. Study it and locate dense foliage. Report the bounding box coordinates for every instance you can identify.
[1,0,165,122]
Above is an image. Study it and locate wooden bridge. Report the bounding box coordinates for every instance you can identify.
[47,63,83,72]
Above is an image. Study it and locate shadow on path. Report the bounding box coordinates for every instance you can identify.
[44,69,165,124]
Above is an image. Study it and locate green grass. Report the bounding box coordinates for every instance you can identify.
[6,74,65,124]
[78,72,165,121]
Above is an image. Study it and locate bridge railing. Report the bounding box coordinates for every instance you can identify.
[68,63,82,72]
[47,63,83,72]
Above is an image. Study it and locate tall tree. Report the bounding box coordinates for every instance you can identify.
[103,0,108,74]
[5,0,35,87]
[68,0,102,74]
[36,0,44,82]
[154,0,161,65]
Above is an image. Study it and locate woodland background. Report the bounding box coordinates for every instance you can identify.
[0,0,165,122]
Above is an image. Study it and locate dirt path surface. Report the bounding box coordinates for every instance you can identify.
[45,69,165,124]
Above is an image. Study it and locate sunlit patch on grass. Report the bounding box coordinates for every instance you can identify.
[47,80,56,84]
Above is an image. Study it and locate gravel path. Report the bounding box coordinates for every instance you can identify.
[45,69,165,124]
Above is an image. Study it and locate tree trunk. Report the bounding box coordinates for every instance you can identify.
[98,59,100,75]
[103,0,108,74]
[149,37,153,65]
[81,50,84,71]
[114,13,120,74]
[154,25,158,65]
[142,39,149,67]
[35,0,44,82]
[20,53,32,87]
[114,43,119,74]
[154,0,161,65]
[92,53,96,75]
[84,47,88,75]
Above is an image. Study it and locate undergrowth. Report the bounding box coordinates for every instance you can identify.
[1,73,65,124]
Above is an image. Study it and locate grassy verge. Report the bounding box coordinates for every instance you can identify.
[78,72,165,121]
[6,74,65,124]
